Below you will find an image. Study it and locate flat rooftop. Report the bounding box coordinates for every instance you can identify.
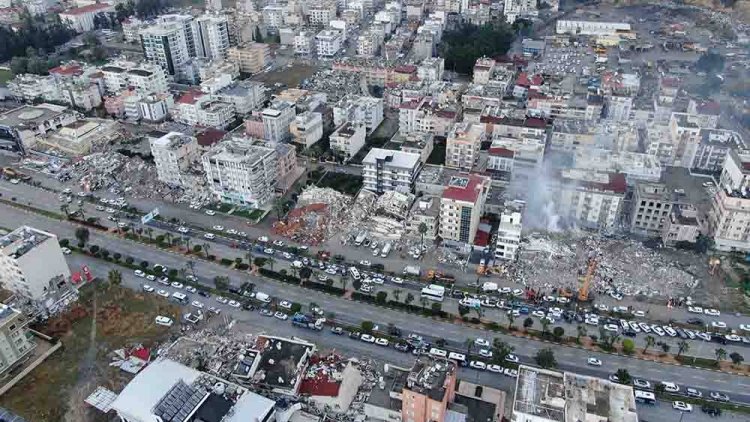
[362,148,421,169]
[0,226,53,260]
[152,132,196,150]
[0,104,69,129]
[406,357,455,402]
[253,336,314,393]
[204,138,274,166]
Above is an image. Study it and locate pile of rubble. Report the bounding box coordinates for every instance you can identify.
[274,186,354,244]
[304,70,365,102]
[515,234,703,299]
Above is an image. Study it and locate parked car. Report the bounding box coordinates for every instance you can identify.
[672,401,692,412]
[469,361,486,370]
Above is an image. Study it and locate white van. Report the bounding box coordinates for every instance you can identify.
[170,292,188,304]
[155,316,173,327]
[429,348,447,358]
[255,292,271,303]
[349,267,361,280]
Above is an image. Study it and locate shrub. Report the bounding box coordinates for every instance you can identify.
[125,256,134,265]
[622,339,635,355]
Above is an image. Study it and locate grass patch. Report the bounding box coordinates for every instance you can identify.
[316,171,363,195]
[0,69,12,84]
[676,355,719,368]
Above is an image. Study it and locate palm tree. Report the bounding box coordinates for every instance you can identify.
[164,232,172,245]
[405,293,415,306]
[676,340,689,358]
[715,348,727,364]
[146,227,153,241]
[418,222,428,248]
[643,335,655,354]
[393,288,403,302]
[267,257,276,271]
[60,204,69,216]
[540,318,550,335]
[340,276,348,290]
[202,243,211,258]
[108,269,122,286]
[507,311,516,330]
[576,325,587,342]
[245,251,253,268]
[272,197,286,221]
[77,206,85,219]
[184,237,191,252]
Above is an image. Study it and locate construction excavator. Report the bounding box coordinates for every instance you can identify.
[577,253,598,302]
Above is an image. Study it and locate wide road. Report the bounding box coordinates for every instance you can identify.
[3,201,746,404]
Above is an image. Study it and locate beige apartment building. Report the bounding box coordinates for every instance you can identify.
[228,43,271,74]
[445,122,485,171]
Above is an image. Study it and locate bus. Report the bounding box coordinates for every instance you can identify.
[421,284,445,302]
[634,390,655,405]
[448,352,467,366]
[170,292,188,304]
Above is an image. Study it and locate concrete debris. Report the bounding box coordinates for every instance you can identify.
[274,186,354,245]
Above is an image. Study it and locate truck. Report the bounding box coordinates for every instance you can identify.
[424,269,455,284]
[403,265,421,277]
[291,313,325,330]
[380,242,392,258]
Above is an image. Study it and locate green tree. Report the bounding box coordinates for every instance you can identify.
[60,204,69,216]
[361,320,374,333]
[253,257,267,268]
[299,267,312,281]
[376,291,388,304]
[676,340,689,358]
[622,338,635,355]
[507,311,516,330]
[491,338,514,363]
[659,342,670,354]
[393,288,402,302]
[108,269,122,286]
[729,352,744,366]
[431,302,442,315]
[9,56,28,75]
[523,317,533,332]
[273,197,286,221]
[74,227,90,245]
[576,325,587,343]
[643,335,655,354]
[535,348,557,369]
[405,292,415,306]
[418,222,428,247]
[614,368,631,384]
[552,326,565,341]
[540,318,550,335]
[214,276,229,291]
[440,21,515,75]
[715,348,727,364]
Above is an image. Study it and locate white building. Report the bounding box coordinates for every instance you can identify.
[554,169,627,230]
[216,80,265,116]
[194,14,231,60]
[261,100,296,143]
[709,150,750,252]
[315,29,343,57]
[101,61,169,95]
[174,90,235,129]
[555,20,632,37]
[139,19,194,80]
[330,122,366,160]
[446,122,485,170]
[417,57,444,82]
[122,17,147,43]
[362,148,422,193]
[333,95,384,135]
[150,132,200,187]
[25,0,48,15]
[294,31,316,55]
[290,111,323,148]
[495,211,522,261]
[202,138,277,208]
[0,226,76,315]
[357,29,384,57]
[692,128,746,173]
[262,5,284,34]
[60,3,114,33]
[307,0,337,26]
[439,174,491,245]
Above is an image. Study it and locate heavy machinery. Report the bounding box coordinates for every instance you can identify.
[578,254,598,302]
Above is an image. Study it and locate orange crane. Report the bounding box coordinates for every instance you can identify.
[578,254,598,302]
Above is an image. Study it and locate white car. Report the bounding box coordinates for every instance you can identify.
[469,361,486,370]
[711,321,727,329]
[273,311,288,320]
[704,308,721,316]
[171,282,184,289]
[212,225,224,231]
[631,310,646,318]
[595,304,609,312]
[204,233,215,240]
[191,300,204,308]
[215,296,229,304]
[279,301,293,309]
[156,290,169,298]
[475,338,490,347]
[672,401,692,412]
[177,226,189,233]
[258,236,269,242]
[478,349,493,358]
[146,275,156,281]
[505,354,519,363]
[503,368,518,377]
[603,324,619,332]
[155,316,173,327]
[292,260,303,268]
[134,270,145,277]
[662,382,680,393]
[205,210,216,216]
[633,379,651,389]
[142,284,155,293]
[359,260,371,267]
[105,208,116,214]
[688,306,703,314]
[185,286,197,293]
[391,277,404,284]
[228,300,241,308]
[61,247,72,255]
[532,310,546,318]
[587,357,602,366]
[740,324,750,332]
[375,338,389,347]
[360,334,376,343]
[652,326,666,336]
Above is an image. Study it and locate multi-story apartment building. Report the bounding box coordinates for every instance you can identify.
[0,304,36,375]
[445,122,485,170]
[400,358,457,422]
[472,57,496,84]
[333,95,384,135]
[357,29,385,57]
[439,173,490,244]
[294,31,316,55]
[194,14,230,59]
[202,138,277,208]
[290,111,323,148]
[417,57,444,82]
[150,132,200,187]
[555,20,632,36]
[262,5,284,34]
[173,90,235,129]
[527,94,603,120]
[261,100,296,143]
[101,61,169,95]
[330,122,366,160]
[553,169,627,230]
[630,181,675,236]
[362,148,422,193]
[495,210,522,260]
[215,80,265,116]
[316,29,343,57]
[227,44,271,74]
[692,129,747,173]
[60,3,114,32]
[122,17,147,43]
[0,226,75,315]
[139,19,194,81]
[663,204,702,246]
[669,112,704,168]
[307,0,337,26]
[709,150,750,252]
[398,96,459,137]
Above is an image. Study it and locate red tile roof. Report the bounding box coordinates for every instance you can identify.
[177,90,204,105]
[395,64,417,74]
[196,128,226,147]
[442,174,487,203]
[488,147,514,158]
[696,101,720,115]
[62,3,111,15]
[473,228,490,247]
[49,63,83,77]
[576,172,627,194]
[524,117,546,128]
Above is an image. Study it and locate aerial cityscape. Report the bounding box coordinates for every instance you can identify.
[0,0,748,421]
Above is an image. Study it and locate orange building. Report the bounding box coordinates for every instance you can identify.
[401,358,457,422]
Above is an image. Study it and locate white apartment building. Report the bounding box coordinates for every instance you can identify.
[174,91,235,129]
[290,111,323,148]
[150,132,200,187]
[216,80,265,116]
[294,31,316,55]
[417,57,444,82]
[333,95,384,135]
[202,138,277,208]
[122,17,147,43]
[362,148,422,193]
[138,93,173,122]
[139,20,193,80]
[25,0,48,15]
[555,20,632,36]
[445,122,485,170]
[262,5,284,34]
[227,44,271,74]
[495,211,522,260]
[330,122,366,160]
[554,169,627,230]
[0,304,36,375]
[473,57,496,84]
[439,174,491,245]
[692,129,747,173]
[709,150,750,252]
[357,29,384,57]
[0,226,75,315]
[315,29,343,57]
[194,14,230,59]
[101,61,169,95]
[8,74,63,103]
[663,205,702,246]
[60,3,114,32]
[307,1,337,26]
[669,112,704,168]
[261,100,296,143]
[398,96,459,137]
